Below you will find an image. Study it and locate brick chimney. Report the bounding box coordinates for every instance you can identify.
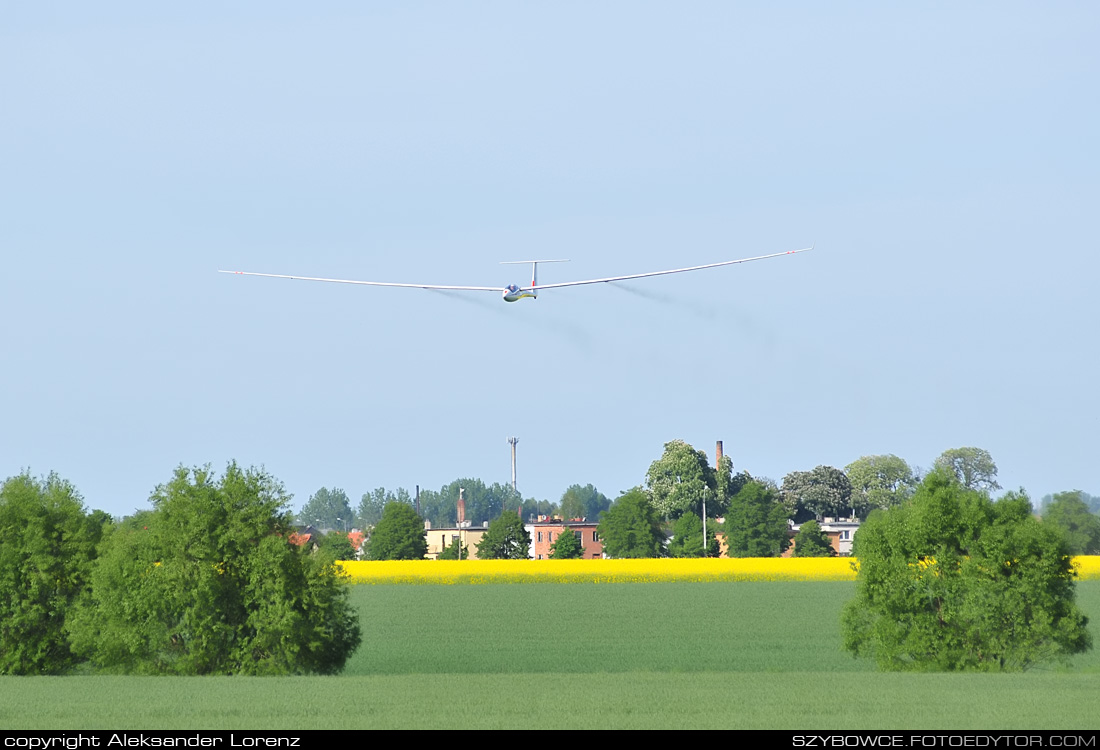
[716,440,724,467]
[457,488,466,526]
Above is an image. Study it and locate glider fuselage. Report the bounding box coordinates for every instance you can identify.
[503,284,536,302]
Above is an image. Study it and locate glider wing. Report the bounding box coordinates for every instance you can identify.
[217,270,500,292]
[529,246,813,290]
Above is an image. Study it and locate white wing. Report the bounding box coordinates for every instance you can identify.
[529,245,813,290]
[218,245,812,293]
[217,270,500,292]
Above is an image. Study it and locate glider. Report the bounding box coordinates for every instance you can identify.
[219,244,812,303]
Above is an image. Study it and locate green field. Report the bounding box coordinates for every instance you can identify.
[1,581,1098,730]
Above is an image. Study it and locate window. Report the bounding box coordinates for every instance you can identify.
[537,531,543,542]
[574,531,582,541]
[592,531,599,542]
[840,530,850,541]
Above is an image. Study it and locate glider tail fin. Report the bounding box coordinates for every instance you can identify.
[500,259,570,297]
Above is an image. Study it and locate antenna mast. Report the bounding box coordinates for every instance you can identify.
[507,436,519,491]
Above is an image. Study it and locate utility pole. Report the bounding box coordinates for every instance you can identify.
[702,488,708,557]
[507,436,519,491]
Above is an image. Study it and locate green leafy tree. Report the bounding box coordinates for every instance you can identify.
[357,486,412,528]
[559,484,611,521]
[476,512,531,560]
[0,472,107,675]
[714,456,748,518]
[298,487,352,530]
[415,487,450,528]
[724,480,790,557]
[437,536,469,560]
[452,479,518,525]
[792,520,836,557]
[842,470,1091,671]
[1041,491,1100,515]
[68,463,361,675]
[1042,491,1100,555]
[667,512,719,558]
[319,531,357,561]
[645,440,716,519]
[369,502,427,560]
[845,455,916,512]
[781,466,854,521]
[549,527,584,559]
[597,489,665,558]
[519,496,558,521]
[418,479,525,528]
[934,447,1001,492]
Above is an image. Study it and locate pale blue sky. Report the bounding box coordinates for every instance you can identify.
[2,2,1096,518]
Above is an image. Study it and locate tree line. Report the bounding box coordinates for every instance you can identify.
[302,441,1100,562]
[298,481,610,535]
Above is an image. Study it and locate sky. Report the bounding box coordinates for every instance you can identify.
[2,2,1096,519]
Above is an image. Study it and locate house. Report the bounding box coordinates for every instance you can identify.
[288,524,323,550]
[525,518,603,559]
[785,517,861,557]
[424,521,488,560]
[347,529,366,558]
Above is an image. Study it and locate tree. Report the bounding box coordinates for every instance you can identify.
[724,480,790,557]
[791,520,835,557]
[841,470,1091,671]
[845,455,916,513]
[781,466,854,521]
[597,489,665,558]
[519,496,558,521]
[369,502,427,560]
[667,512,719,558]
[558,484,611,521]
[549,527,584,559]
[1042,491,1100,555]
[319,530,358,561]
[476,512,531,560]
[418,479,525,528]
[645,440,716,519]
[714,456,748,518]
[437,536,468,560]
[298,487,352,530]
[68,463,361,675]
[1041,490,1100,516]
[934,447,1001,492]
[357,486,412,528]
[445,478,519,526]
[0,472,107,675]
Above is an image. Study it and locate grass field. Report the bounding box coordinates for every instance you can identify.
[1,580,1098,729]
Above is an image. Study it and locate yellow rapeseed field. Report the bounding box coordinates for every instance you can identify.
[339,557,856,584]
[338,556,1100,584]
[1072,555,1100,580]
